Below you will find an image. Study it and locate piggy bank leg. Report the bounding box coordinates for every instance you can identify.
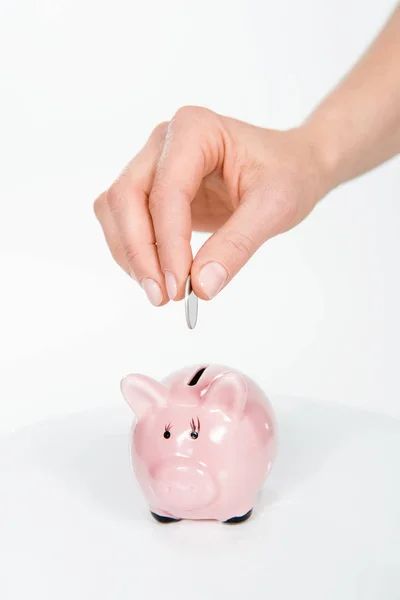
[224,509,253,524]
[150,511,181,524]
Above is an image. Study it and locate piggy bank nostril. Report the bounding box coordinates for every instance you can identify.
[153,464,218,511]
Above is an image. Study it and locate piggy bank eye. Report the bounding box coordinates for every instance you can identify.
[163,431,171,439]
[190,418,200,440]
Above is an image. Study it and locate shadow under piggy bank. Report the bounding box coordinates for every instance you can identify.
[24,395,369,523]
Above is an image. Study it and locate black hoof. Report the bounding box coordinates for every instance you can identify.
[151,512,181,523]
[224,509,253,524]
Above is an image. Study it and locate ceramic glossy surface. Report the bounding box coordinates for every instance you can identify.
[120,364,277,522]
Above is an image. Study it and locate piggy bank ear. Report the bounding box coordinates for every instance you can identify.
[120,374,166,419]
[202,371,247,420]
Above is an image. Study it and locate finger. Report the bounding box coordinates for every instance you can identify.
[149,106,223,301]
[106,123,170,306]
[191,184,297,299]
[106,182,167,306]
[93,191,131,274]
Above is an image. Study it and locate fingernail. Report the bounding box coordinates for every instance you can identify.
[164,271,177,300]
[198,262,228,299]
[141,278,163,306]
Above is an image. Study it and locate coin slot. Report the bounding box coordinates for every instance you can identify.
[187,367,207,386]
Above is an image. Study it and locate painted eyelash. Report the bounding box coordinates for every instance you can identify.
[190,418,200,432]
[165,423,172,432]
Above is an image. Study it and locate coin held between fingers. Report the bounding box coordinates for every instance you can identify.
[185,275,198,330]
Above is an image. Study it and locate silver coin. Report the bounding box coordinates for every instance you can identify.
[185,275,198,330]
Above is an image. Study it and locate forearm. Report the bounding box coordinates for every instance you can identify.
[304,5,400,189]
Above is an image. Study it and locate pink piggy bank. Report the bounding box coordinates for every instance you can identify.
[121,364,276,523]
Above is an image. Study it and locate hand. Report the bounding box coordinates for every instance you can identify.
[94,106,331,306]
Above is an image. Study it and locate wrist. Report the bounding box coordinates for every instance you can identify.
[299,112,345,194]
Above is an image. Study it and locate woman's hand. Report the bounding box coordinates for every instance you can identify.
[94,106,330,305]
[94,7,400,306]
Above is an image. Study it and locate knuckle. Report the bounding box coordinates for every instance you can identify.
[174,105,198,120]
[106,181,124,213]
[109,243,124,265]
[223,230,254,260]
[122,243,141,265]
[151,120,169,139]
[122,241,156,265]
[93,192,106,219]
[156,234,188,254]
[149,172,193,211]
[173,105,211,124]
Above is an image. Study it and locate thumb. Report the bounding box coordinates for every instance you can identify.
[191,184,293,300]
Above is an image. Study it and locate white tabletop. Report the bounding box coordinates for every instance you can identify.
[1,396,399,600]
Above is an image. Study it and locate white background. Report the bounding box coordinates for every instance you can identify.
[1,3,399,598]
[1,0,399,434]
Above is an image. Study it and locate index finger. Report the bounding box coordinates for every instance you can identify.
[149,106,223,300]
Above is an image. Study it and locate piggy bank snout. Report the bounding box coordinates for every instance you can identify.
[152,462,216,511]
